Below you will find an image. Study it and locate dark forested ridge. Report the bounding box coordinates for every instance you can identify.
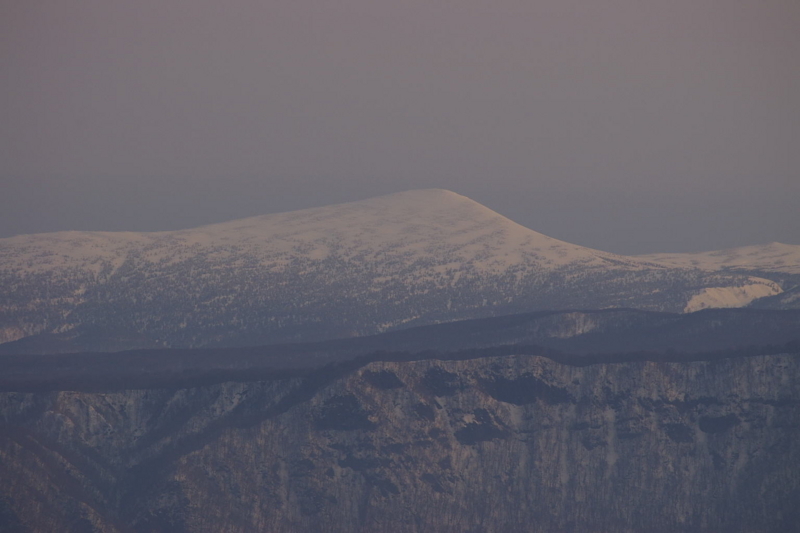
[2,307,799,392]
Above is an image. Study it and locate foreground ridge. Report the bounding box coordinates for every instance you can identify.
[1,349,798,532]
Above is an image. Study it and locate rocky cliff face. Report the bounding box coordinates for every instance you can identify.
[1,352,799,532]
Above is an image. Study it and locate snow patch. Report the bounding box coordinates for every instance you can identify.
[549,313,599,338]
[683,279,782,313]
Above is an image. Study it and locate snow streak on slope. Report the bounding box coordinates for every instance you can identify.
[683,278,783,312]
[639,242,800,275]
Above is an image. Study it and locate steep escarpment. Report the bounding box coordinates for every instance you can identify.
[1,351,798,532]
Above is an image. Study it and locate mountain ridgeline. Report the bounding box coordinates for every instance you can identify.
[0,189,795,354]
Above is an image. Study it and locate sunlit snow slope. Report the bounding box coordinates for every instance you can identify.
[0,190,631,275]
[639,242,800,275]
[0,190,786,353]
[639,242,800,311]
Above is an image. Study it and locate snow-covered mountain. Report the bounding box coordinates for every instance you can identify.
[0,189,787,353]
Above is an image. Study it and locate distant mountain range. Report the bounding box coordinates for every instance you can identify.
[1,189,796,354]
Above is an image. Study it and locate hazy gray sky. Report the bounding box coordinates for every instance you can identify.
[2,0,798,253]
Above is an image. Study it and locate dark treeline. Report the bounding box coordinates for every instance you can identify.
[3,306,799,392]
[2,339,798,393]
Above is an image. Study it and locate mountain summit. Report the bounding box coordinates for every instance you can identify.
[0,189,786,353]
[1,189,616,275]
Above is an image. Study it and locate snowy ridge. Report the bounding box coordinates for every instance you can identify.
[0,189,790,353]
[638,242,800,275]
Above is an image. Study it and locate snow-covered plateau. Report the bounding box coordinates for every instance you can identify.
[0,189,794,353]
[639,241,800,275]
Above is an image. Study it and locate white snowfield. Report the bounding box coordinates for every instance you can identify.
[683,278,784,313]
[639,242,800,275]
[0,189,793,351]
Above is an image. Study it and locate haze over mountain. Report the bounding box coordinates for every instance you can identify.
[0,190,791,354]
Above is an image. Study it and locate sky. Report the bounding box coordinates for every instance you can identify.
[1,0,798,254]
